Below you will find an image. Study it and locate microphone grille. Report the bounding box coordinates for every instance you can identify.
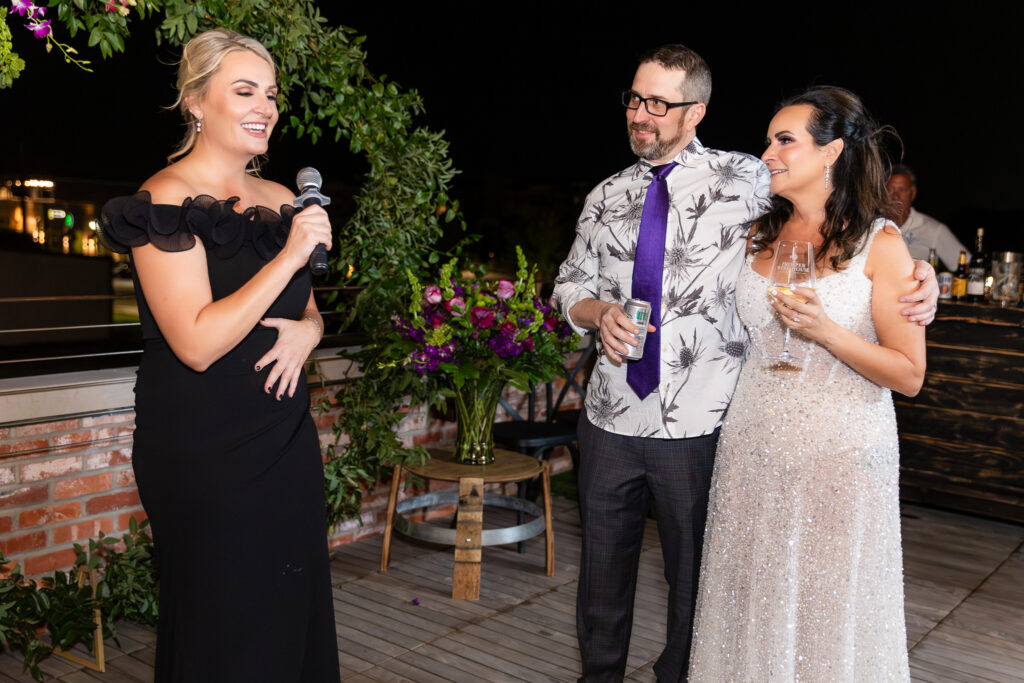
[296,167,322,190]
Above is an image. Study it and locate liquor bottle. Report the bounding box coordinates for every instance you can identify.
[967,228,987,303]
[927,248,939,270]
[952,250,969,302]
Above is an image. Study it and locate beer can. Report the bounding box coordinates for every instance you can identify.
[622,298,652,360]
[937,272,953,300]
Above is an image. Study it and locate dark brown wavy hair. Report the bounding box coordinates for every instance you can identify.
[752,86,897,271]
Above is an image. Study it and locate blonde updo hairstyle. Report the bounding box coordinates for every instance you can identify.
[168,28,277,162]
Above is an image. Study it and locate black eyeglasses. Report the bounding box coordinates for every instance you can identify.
[621,90,698,117]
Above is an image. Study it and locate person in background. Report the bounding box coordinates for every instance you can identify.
[888,163,967,270]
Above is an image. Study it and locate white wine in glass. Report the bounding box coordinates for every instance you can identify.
[764,240,816,363]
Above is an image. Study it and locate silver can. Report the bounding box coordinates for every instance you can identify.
[937,272,953,300]
[622,298,652,360]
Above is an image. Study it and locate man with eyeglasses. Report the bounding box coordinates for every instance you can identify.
[553,44,937,682]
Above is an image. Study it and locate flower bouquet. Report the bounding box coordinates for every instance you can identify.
[386,247,578,464]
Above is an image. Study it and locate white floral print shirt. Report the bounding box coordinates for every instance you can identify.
[553,138,771,438]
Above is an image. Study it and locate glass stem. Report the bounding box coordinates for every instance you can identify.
[782,326,792,355]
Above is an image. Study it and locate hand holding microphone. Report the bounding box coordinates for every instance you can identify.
[293,167,332,276]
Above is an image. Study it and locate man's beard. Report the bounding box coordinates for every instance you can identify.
[628,122,683,160]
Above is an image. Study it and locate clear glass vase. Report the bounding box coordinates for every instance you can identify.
[451,375,504,465]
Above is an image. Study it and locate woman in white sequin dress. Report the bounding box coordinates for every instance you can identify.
[689,87,926,681]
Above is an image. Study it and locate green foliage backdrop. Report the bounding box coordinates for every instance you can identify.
[2,1,468,522]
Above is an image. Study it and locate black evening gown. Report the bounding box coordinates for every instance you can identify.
[101,193,340,683]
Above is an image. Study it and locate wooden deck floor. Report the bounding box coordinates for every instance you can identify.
[2,498,1022,682]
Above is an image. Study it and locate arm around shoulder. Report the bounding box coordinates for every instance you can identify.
[862,226,927,395]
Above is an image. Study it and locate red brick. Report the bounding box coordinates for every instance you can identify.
[18,502,82,528]
[23,548,77,576]
[114,469,135,488]
[0,485,48,510]
[13,420,79,437]
[116,425,136,437]
[313,414,335,430]
[84,490,141,515]
[116,509,147,530]
[19,456,81,482]
[0,516,11,533]
[52,518,114,544]
[81,413,134,428]
[48,429,105,448]
[327,533,354,548]
[53,473,113,500]
[84,448,132,470]
[0,531,46,555]
[0,439,49,457]
[0,427,8,440]
[0,465,14,485]
[48,442,92,456]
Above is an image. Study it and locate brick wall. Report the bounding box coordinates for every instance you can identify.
[1,380,577,577]
[0,411,140,576]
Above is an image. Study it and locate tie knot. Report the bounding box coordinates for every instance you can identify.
[652,162,678,181]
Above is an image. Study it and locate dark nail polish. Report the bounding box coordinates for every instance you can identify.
[255,365,261,372]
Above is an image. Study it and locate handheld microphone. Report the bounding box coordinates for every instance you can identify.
[293,167,332,276]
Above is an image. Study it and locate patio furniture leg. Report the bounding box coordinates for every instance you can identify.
[542,461,553,577]
[453,476,484,600]
[380,465,405,572]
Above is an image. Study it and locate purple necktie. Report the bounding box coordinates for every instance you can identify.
[627,161,677,399]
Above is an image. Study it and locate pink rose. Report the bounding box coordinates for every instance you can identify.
[470,306,496,329]
[499,320,516,334]
[495,279,514,300]
[445,297,467,317]
[423,285,442,304]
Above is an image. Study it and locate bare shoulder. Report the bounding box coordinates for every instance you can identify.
[139,166,196,205]
[866,221,913,279]
[251,178,295,210]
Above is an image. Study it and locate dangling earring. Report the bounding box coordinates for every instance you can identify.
[824,163,831,190]
[195,119,202,134]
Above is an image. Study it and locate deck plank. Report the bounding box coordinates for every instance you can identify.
[1,501,1022,682]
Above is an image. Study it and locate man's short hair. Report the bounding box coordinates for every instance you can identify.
[638,44,712,105]
[890,163,917,186]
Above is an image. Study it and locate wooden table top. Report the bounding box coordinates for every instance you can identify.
[408,447,544,483]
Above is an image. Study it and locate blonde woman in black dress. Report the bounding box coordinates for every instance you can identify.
[101,29,339,682]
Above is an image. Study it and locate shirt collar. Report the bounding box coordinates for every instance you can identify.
[634,137,707,179]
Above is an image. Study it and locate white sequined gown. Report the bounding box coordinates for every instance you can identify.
[689,222,910,682]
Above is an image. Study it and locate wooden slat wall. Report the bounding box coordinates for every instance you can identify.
[897,302,1024,522]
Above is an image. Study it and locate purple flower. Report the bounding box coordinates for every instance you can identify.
[28,3,44,18]
[487,334,523,359]
[543,315,558,331]
[523,336,535,352]
[470,306,495,329]
[423,285,442,304]
[27,19,50,38]
[495,279,514,300]
[445,297,467,317]
[10,0,32,17]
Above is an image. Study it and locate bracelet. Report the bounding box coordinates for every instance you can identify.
[301,315,322,341]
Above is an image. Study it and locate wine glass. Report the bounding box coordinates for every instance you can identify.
[764,240,816,363]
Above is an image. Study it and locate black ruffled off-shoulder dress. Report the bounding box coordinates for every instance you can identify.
[100,193,339,683]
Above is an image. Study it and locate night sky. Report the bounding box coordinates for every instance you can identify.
[4,3,1023,262]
